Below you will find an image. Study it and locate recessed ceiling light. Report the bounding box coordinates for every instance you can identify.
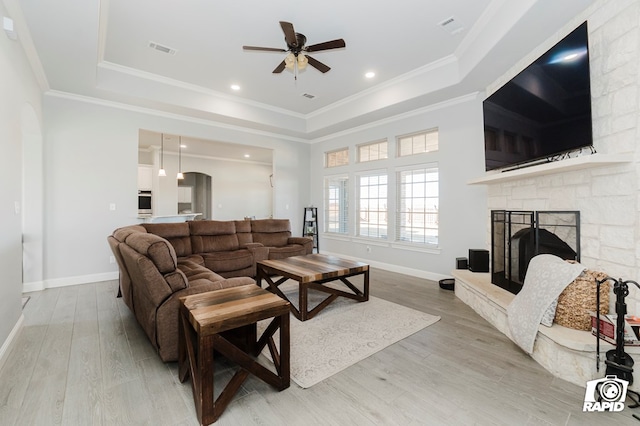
[365,71,375,79]
[180,144,187,148]
[230,84,241,91]
[244,154,251,158]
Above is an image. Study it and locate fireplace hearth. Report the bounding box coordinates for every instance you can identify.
[491,210,580,294]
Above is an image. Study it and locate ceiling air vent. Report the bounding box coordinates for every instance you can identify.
[148,41,177,55]
[438,16,464,35]
[301,93,316,99]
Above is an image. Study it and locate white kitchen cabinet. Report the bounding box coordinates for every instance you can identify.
[178,186,193,203]
[138,165,153,190]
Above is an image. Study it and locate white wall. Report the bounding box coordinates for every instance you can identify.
[310,95,488,280]
[40,94,310,287]
[0,1,43,365]
[485,1,640,309]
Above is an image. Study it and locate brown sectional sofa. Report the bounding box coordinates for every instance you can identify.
[108,219,312,362]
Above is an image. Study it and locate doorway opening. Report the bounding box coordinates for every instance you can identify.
[179,172,212,219]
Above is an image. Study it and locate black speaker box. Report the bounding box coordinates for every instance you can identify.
[456,257,468,269]
[468,249,489,272]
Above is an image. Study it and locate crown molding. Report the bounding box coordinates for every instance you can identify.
[310,92,480,144]
[44,90,310,144]
[97,61,306,120]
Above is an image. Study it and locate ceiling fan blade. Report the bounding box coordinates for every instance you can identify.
[243,45,286,52]
[306,55,331,73]
[272,60,286,73]
[305,39,346,52]
[280,21,297,47]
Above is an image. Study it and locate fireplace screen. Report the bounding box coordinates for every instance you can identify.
[491,210,580,294]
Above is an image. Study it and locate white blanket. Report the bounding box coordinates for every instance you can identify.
[507,254,586,354]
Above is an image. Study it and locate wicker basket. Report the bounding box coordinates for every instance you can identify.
[554,268,609,330]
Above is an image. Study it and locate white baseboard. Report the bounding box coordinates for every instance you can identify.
[320,250,450,282]
[19,255,447,292]
[23,271,118,293]
[0,313,24,373]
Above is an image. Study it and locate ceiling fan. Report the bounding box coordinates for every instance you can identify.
[243,21,346,74]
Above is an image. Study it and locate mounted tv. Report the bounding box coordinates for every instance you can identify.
[483,22,592,171]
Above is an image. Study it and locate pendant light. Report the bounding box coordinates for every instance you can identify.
[158,133,166,176]
[176,136,184,180]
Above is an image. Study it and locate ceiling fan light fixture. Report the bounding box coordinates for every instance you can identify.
[297,53,308,70]
[285,52,296,69]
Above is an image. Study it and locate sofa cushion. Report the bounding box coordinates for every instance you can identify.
[125,232,177,274]
[252,231,290,247]
[178,260,224,282]
[142,223,193,257]
[235,220,253,246]
[251,219,291,247]
[251,218,291,233]
[113,225,146,242]
[200,249,253,273]
[189,220,240,253]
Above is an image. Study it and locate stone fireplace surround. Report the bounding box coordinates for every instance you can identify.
[453,269,640,392]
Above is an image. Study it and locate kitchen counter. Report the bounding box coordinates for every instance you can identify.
[137,213,202,223]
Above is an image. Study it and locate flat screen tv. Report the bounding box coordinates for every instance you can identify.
[483,21,592,171]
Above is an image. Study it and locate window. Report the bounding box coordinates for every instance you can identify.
[357,173,388,239]
[325,148,349,168]
[358,140,388,162]
[398,129,438,157]
[396,165,439,245]
[324,175,349,234]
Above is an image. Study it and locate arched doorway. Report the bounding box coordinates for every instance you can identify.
[179,172,212,219]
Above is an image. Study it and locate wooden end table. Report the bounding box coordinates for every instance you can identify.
[256,254,369,321]
[178,285,290,425]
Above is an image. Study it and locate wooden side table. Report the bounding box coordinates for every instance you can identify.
[178,285,290,425]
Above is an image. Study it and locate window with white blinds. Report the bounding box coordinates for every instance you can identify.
[396,165,439,245]
[398,129,439,157]
[358,140,388,162]
[324,175,349,234]
[325,148,349,167]
[357,173,388,239]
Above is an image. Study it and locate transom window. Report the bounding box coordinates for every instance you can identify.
[358,140,388,163]
[396,165,439,245]
[324,175,349,234]
[325,148,349,168]
[398,129,439,157]
[357,173,388,239]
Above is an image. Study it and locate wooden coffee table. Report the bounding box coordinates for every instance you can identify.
[178,285,290,425]
[256,254,369,321]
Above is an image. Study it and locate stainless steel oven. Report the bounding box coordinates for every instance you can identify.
[138,190,152,215]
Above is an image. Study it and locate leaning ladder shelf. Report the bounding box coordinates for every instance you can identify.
[303,207,318,253]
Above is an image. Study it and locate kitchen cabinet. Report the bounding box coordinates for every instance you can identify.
[138,165,153,190]
[178,186,193,203]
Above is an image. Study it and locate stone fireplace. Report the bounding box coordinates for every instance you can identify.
[454,0,640,394]
[491,210,580,294]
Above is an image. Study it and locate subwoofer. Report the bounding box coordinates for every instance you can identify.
[456,257,468,269]
[468,249,489,272]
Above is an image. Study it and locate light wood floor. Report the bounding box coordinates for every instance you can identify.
[1,269,637,425]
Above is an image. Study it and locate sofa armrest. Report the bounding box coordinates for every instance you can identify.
[164,270,189,293]
[288,237,314,253]
[242,242,264,249]
[244,243,269,263]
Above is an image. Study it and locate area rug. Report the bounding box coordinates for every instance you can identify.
[257,282,440,388]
